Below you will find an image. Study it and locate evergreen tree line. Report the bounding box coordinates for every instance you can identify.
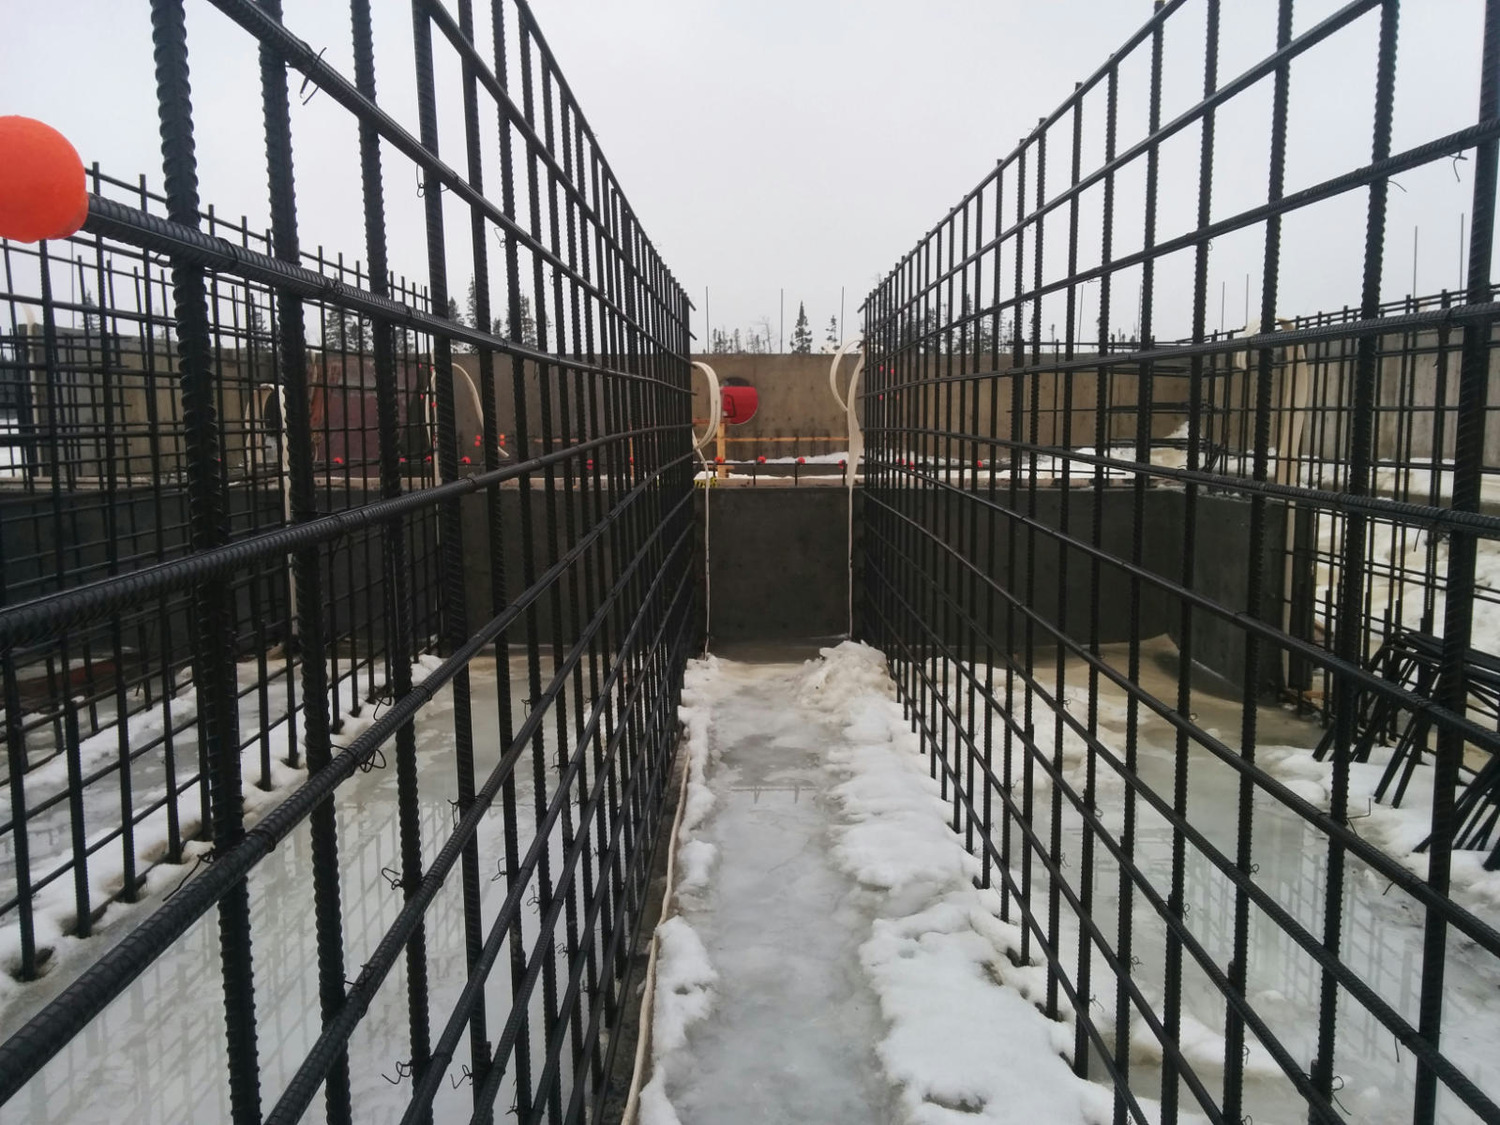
[707,301,842,356]
[319,273,538,355]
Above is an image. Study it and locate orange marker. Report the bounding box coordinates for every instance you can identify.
[0,117,88,242]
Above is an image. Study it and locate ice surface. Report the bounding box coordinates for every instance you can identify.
[644,645,1129,1124]
[0,654,421,1020]
[644,654,894,1124]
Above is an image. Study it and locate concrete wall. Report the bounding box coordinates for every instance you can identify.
[685,352,1195,462]
[24,328,1499,491]
[699,485,851,643]
[6,472,1285,695]
[697,483,1286,693]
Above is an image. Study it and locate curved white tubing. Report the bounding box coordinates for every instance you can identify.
[828,342,864,635]
[690,361,721,654]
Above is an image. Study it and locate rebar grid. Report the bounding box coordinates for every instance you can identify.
[0,2,693,1122]
[861,2,1500,1123]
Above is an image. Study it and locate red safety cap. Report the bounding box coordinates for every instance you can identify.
[0,117,88,242]
[720,383,758,425]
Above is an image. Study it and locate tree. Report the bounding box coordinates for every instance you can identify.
[960,295,994,359]
[462,276,506,339]
[789,302,812,354]
[79,286,99,337]
[507,295,538,348]
[825,316,839,350]
[750,316,774,354]
[444,295,473,353]
[323,307,373,353]
[243,301,274,363]
[466,276,481,331]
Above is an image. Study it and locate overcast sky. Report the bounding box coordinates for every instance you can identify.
[1,1,1491,349]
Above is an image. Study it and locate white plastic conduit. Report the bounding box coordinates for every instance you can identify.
[619,361,719,1124]
[828,340,864,636]
[690,360,721,654]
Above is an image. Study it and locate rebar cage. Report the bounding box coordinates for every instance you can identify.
[861,1,1500,1123]
[0,1,694,1122]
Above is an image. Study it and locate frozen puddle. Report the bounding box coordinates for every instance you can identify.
[640,645,1115,1125]
[642,654,891,1124]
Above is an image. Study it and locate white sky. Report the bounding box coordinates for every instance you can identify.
[1,1,1491,348]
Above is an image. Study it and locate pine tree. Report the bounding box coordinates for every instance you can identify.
[789,302,812,354]
[825,316,839,350]
[960,295,994,359]
[79,286,99,337]
[323,308,373,353]
[446,294,474,353]
[244,301,272,358]
[507,295,538,348]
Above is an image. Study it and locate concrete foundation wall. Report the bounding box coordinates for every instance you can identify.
[7,474,1284,695]
[699,484,1286,693]
[683,353,1195,462]
[699,486,851,643]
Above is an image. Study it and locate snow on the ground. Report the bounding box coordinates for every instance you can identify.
[0,656,577,1125]
[0,655,455,1029]
[802,642,1200,1125]
[637,916,717,1125]
[1307,516,1500,656]
[649,916,718,1055]
[639,628,1500,1125]
[641,643,1199,1125]
[1261,742,1500,915]
[638,656,724,1125]
[935,638,1500,1125]
[762,450,852,465]
[639,652,891,1124]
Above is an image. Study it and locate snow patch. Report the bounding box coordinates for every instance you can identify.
[1262,743,1500,916]
[806,640,1109,1123]
[674,839,718,895]
[676,655,723,840]
[0,655,442,1027]
[650,915,718,1055]
[637,655,725,1124]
